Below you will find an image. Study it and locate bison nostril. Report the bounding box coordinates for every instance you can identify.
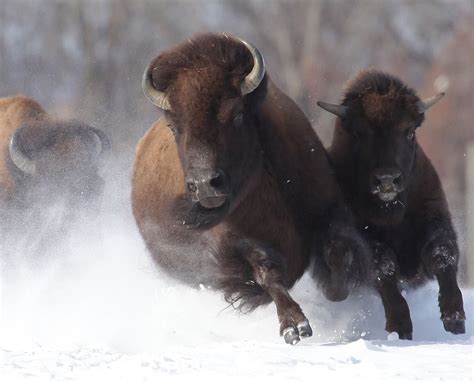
[209,172,224,189]
[187,182,197,193]
[392,175,402,186]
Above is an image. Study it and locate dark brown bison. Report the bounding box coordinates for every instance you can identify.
[318,70,465,339]
[132,33,369,344]
[0,95,110,244]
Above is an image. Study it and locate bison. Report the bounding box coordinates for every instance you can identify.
[317,70,465,339]
[132,33,369,344]
[0,95,110,251]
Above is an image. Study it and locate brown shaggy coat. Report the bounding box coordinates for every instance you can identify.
[323,70,465,339]
[132,34,369,344]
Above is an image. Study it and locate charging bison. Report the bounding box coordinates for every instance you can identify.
[0,95,110,246]
[132,33,369,344]
[318,70,465,339]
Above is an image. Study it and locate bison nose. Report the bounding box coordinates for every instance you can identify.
[373,169,402,190]
[187,170,228,192]
[187,169,229,209]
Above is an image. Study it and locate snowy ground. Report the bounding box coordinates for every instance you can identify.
[1,178,473,381]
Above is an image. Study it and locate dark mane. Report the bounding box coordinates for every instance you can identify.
[341,70,423,126]
[150,33,253,93]
[343,70,416,100]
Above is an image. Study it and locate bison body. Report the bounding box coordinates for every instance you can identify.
[0,95,110,253]
[318,70,465,339]
[132,33,369,344]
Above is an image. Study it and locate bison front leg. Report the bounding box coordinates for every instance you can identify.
[244,243,312,345]
[254,255,313,345]
[313,227,370,302]
[421,236,465,334]
[372,243,413,340]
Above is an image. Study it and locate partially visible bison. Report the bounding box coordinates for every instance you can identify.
[318,70,465,339]
[0,95,110,247]
[132,33,369,344]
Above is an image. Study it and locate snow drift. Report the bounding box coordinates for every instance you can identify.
[1,162,473,381]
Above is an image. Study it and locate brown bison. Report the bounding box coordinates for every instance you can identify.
[132,33,369,344]
[0,95,110,244]
[318,70,465,339]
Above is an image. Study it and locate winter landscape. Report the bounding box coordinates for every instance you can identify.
[1,0,473,381]
[1,172,473,381]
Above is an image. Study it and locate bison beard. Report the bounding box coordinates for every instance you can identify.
[170,194,230,230]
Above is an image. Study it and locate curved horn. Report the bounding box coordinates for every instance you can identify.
[9,127,36,175]
[142,62,171,110]
[239,38,266,95]
[317,101,348,118]
[416,92,445,113]
[90,127,111,162]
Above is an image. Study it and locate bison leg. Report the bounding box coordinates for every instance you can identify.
[422,239,465,334]
[245,245,312,345]
[373,243,413,340]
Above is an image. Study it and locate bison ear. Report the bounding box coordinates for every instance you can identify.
[317,101,348,119]
[416,92,445,113]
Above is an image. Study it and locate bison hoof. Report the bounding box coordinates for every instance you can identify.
[282,326,300,345]
[282,320,313,345]
[398,332,413,340]
[443,317,465,335]
[297,319,313,338]
[385,321,413,340]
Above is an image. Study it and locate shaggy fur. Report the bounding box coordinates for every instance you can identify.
[132,33,369,344]
[326,70,465,339]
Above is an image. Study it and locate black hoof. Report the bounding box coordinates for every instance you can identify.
[443,318,465,334]
[442,311,466,335]
[283,326,300,345]
[297,319,313,338]
[398,332,413,340]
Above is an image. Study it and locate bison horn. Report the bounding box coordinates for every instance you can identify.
[416,92,445,113]
[9,127,36,175]
[317,101,348,118]
[142,62,171,110]
[239,38,266,95]
[90,127,111,163]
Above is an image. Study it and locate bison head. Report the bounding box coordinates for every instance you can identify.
[142,33,266,224]
[8,120,110,207]
[318,70,444,224]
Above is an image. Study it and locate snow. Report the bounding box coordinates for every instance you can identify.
[1,178,473,381]
[2,338,473,382]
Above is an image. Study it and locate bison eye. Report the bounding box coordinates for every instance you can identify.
[167,123,178,136]
[233,113,243,126]
[406,130,415,141]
